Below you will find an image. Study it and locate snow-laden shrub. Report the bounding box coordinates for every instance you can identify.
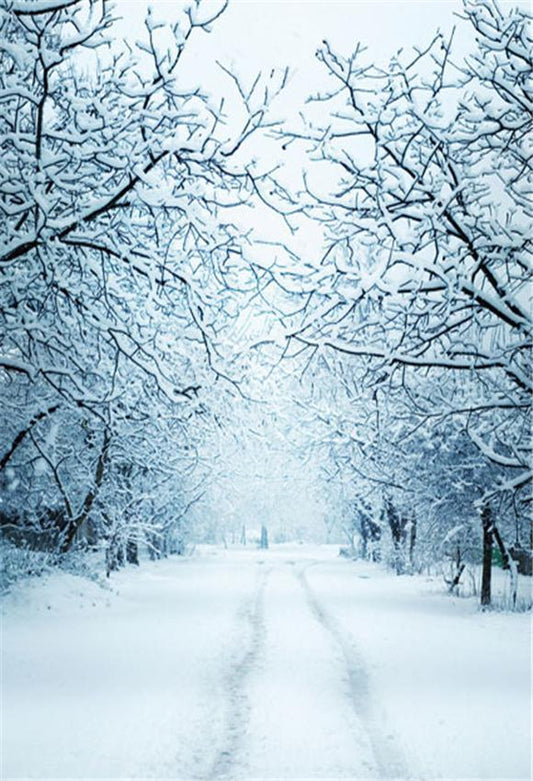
[0,539,105,592]
[0,540,55,592]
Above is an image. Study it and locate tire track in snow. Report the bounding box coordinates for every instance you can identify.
[296,563,412,780]
[208,561,269,780]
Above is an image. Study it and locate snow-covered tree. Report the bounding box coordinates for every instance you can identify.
[0,0,286,566]
[273,0,531,603]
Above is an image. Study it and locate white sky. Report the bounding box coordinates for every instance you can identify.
[112,0,469,255]
[117,1,465,100]
[115,0,529,110]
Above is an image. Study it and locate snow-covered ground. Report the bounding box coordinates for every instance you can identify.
[2,545,531,779]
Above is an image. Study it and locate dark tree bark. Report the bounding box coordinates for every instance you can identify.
[360,522,368,560]
[0,404,60,472]
[106,536,125,577]
[481,505,493,608]
[385,499,408,574]
[492,524,510,569]
[447,562,466,593]
[126,538,139,565]
[260,525,269,550]
[360,514,381,560]
[60,429,110,553]
[409,515,417,569]
[148,532,162,560]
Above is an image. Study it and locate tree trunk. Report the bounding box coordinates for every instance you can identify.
[481,505,493,608]
[260,524,269,550]
[448,562,466,593]
[360,517,369,559]
[492,524,510,569]
[409,515,417,570]
[106,536,124,577]
[126,538,139,565]
[60,428,110,553]
[0,404,60,472]
[393,540,404,575]
[385,499,406,574]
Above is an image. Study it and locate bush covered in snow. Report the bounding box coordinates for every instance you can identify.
[0,540,56,593]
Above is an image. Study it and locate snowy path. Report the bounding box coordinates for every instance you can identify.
[2,546,531,780]
[215,558,391,779]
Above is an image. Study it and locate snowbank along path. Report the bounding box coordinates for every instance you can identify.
[2,545,531,780]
